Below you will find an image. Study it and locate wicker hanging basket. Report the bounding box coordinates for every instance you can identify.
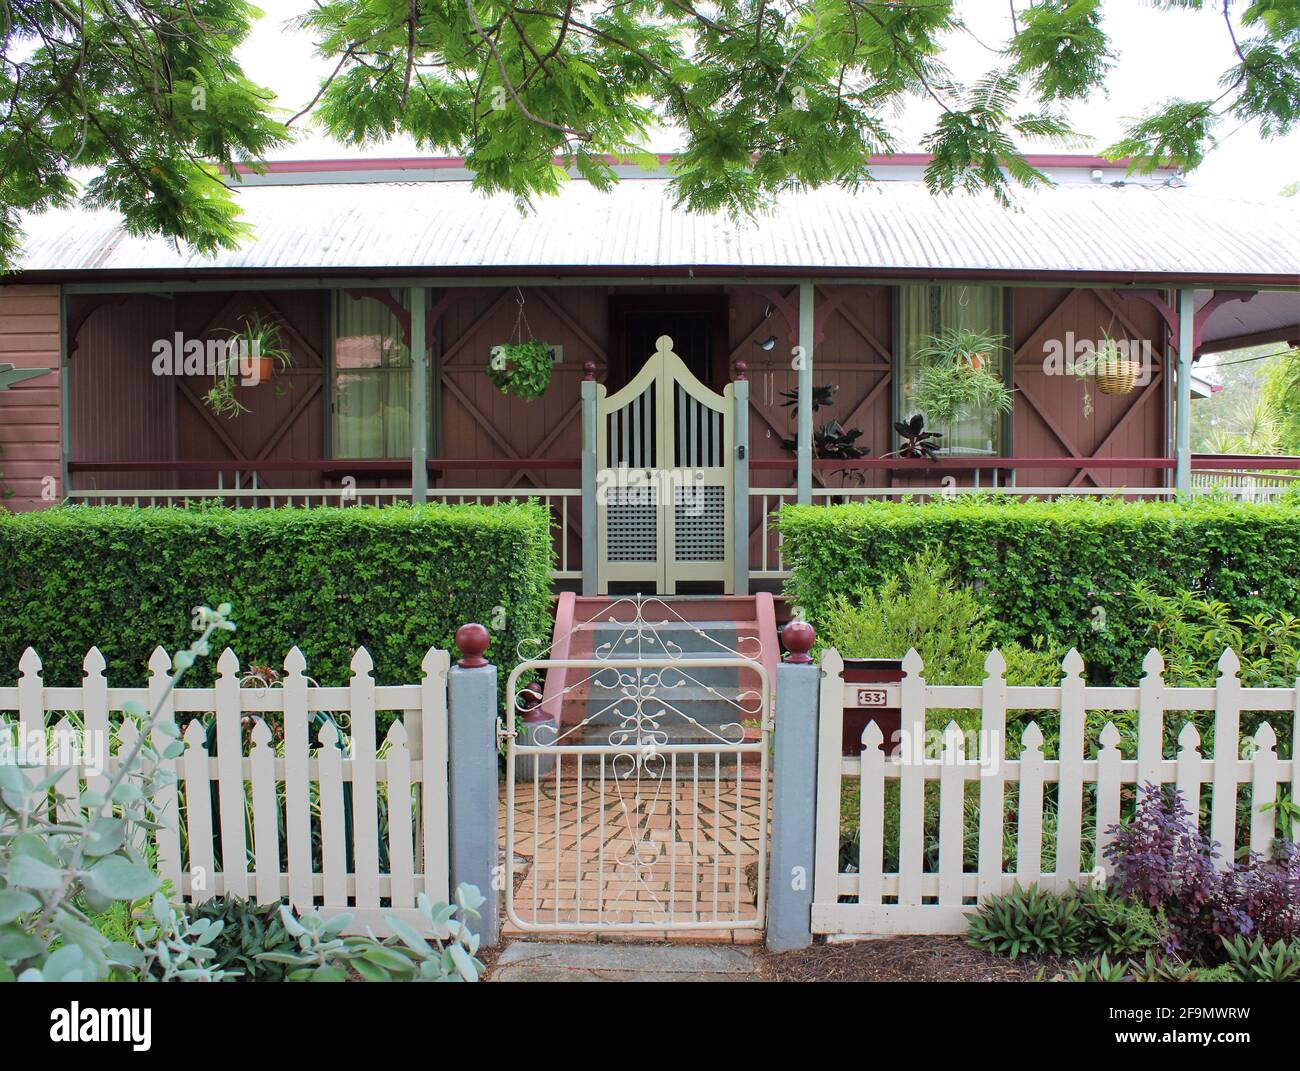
[1094,356,1138,395]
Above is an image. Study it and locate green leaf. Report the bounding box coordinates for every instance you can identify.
[9,854,65,890]
[0,890,40,925]
[448,943,479,982]
[384,915,434,955]
[86,856,161,900]
[84,816,126,857]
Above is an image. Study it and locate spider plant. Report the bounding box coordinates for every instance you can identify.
[204,312,293,419]
[909,328,1013,426]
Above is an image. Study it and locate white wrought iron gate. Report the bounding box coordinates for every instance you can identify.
[595,335,737,594]
[502,599,769,934]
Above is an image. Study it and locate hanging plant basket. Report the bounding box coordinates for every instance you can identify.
[487,339,553,401]
[1093,356,1139,395]
[1072,334,1139,400]
[204,312,293,419]
[244,355,276,386]
[909,329,1013,426]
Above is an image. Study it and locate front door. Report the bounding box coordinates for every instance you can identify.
[596,336,737,594]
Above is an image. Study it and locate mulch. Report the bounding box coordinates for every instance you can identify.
[756,934,1067,983]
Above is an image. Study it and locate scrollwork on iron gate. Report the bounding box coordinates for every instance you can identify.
[503,595,769,933]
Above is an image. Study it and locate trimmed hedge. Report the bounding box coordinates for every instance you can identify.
[778,496,1300,683]
[0,503,554,687]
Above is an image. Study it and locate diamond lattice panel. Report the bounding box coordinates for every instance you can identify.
[607,485,658,562]
[674,484,725,562]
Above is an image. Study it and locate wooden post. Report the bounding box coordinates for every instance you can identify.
[797,282,814,504]
[1175,287,1194,494]
[410,287,428,503]
[731,361,750,594]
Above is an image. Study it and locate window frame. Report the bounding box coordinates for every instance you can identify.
[892,282,1013,459]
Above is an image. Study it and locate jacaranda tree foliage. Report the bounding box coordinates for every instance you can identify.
[4,0,1299,265]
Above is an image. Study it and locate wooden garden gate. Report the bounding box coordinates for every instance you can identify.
[595,335,739,594]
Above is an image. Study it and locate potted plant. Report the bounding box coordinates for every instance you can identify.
[487,339,553,400]
[778,384,871,485]
[909,328,1014,427]
[204,312,293,418]
[888,413,944,459]
[1071,331,1138,396]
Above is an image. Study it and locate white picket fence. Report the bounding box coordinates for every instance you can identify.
[812,647,1300,935]
[0,645,451,935]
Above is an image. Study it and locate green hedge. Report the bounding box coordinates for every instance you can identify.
[778,496,1300,683]
[0,503,554,687]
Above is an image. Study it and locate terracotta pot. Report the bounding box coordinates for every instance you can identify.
[240,355,275,386]
[741,725,763,766]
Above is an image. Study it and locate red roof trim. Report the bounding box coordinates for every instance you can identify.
[230,152,1162,177]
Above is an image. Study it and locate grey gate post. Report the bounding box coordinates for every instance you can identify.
[766,620,820,951]
[731,365,750,594]
[447,623,500,946]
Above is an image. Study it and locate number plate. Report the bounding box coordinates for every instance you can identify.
[856,687,888,708]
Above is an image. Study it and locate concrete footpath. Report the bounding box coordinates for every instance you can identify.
[488,941,762,982]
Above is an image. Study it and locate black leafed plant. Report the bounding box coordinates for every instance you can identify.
[891,413,944,459]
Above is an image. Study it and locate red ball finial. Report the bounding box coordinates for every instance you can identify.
[781,620,815,663]
[583,361,597,381]
[734,359,748,381]
[455,623,491,667]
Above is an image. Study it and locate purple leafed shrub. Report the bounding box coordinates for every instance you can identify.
[1104,783,1300,956]
[1218,840,1300,946]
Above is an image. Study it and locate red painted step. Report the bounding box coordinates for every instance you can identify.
[532,592,781,731]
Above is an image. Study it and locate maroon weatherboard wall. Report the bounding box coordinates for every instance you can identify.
[1,281,1171,514]
[0,284,62,511]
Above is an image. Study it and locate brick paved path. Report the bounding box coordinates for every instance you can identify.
[499,775,765,943]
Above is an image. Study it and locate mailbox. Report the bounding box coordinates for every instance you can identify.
[841,657,904,757]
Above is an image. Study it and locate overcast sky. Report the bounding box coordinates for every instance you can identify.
[238,0,1299,198]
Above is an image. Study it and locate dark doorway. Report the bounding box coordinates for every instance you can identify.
[608,294,730,393]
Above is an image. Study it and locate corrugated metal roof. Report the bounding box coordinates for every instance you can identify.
[13,177,1300,282]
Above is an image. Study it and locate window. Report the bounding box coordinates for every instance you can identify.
[899,283,1007,456]
[331,290,428,458]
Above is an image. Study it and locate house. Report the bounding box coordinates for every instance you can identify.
[1,153,1297,594]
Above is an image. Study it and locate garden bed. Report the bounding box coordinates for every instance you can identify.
[758,935,1066,983]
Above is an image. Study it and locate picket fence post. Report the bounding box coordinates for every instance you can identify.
[1210,648,1243,863]
[214,648,248,899]
[1055,648,1086,887]
[976,649,1007,900]
[421,645,452,904]
[147,647,183,895]
[282,646,313,912]
[447,623,499,946]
